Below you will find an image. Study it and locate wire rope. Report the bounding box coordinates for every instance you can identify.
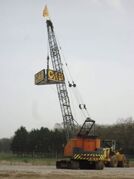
[49,27,91,123]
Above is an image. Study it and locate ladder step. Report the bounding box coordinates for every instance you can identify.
[64,114,72,117]
[60,90,67,93]
[63,104,70,107]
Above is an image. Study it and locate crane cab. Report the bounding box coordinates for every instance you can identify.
[64,136,101,157]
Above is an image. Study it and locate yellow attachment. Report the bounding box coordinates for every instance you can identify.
[43,5,49,17]
[116,152,126,162]
[103,148,110,159]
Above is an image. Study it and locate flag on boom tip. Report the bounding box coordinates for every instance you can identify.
[43,5,49,17]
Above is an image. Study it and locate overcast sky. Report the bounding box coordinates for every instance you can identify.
[0,0,134,138]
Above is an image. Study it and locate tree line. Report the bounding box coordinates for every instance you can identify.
[96,117,134,155]
[0,117,134,156]
[11,127,66,157]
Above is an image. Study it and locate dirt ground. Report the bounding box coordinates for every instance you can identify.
[0,164,134,179]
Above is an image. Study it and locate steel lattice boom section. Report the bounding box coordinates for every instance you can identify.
[46,20,75,140]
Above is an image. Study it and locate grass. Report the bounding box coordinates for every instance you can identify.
[0,152,56,165]
[128,158,134,167]
[0,152,134,167]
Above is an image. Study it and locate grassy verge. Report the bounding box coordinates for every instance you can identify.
[0,153,56,165]
[0,153,134,167]
[129,158,134,167]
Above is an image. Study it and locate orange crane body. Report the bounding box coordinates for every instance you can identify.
[64,137,101,157]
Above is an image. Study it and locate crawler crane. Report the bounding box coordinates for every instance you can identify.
[34,6,128,169]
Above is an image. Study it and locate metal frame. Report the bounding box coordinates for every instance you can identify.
[46,20,75,140]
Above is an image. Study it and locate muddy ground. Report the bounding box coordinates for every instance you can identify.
[0,164,134,179]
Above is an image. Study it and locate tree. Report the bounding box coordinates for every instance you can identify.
[0,138,11,152]
[11,126,29,155]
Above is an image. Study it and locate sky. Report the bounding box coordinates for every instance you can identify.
[0,0,134,138]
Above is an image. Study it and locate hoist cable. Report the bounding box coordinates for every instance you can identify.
[54,32,91,119]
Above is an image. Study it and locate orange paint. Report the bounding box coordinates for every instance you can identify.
[64,137,101,157]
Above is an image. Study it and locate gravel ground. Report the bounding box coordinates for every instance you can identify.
[0,164,134,179]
